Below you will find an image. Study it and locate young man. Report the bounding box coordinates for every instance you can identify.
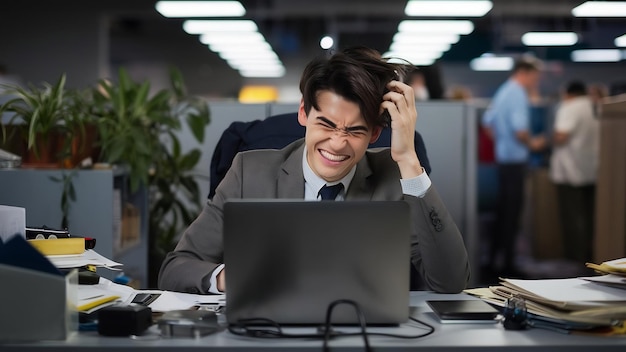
[158,48,470,294]
[481,56,546,277]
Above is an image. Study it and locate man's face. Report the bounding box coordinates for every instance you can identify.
[298,90,382,182]
[522,70,541,90]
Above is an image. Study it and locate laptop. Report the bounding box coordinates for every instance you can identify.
[223,200,411,326]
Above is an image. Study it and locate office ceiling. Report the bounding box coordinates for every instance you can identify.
[2,0,625,96]
[100,0,626,63]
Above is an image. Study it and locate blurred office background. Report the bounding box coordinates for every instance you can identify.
[1,0,625,288]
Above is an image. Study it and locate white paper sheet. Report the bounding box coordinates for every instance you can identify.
[504,278,626,302]
[47,249,123,269]
[580,274,626,287]
[145,290,226,312]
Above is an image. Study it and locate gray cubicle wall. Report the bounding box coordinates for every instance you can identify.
[177,101,478,284]
[416,101,477,280]
[0,169,149,285]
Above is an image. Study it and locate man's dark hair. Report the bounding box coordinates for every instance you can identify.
[513,56,543,73]
[565,80,587,96]
[299,47,403,128]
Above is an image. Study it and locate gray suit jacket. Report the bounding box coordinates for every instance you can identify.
[158,139,470,293]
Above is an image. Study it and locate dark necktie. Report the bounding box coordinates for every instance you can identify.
[318,183,344,200]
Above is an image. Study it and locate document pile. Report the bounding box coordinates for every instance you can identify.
[467,259,626,334]
[585,258,626,290]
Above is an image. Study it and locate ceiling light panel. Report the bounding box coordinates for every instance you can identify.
[470,56,514,71]
[571,49,622,62]
[521,32,578,46]
[156,1,246,18]
[199,32,265,45]
[405,0,493,17]
[572,1,626,17]
[393,32,461,45]
[615,34,626,47]
[398,20,475,35]
[183,20,258,34]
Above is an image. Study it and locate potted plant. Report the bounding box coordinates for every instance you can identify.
[91,67,210,286]
[0,74,87,167]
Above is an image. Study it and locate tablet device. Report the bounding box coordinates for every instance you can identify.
[427,300,500,324]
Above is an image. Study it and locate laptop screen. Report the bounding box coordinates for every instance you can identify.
[223,200,411,325]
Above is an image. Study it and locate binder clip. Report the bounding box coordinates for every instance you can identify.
[502,296,528,330]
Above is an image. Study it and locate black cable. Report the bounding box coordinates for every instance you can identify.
[321,299,370,352]
[227,300,436,347]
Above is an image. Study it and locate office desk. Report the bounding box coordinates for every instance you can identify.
[3,292,626,351]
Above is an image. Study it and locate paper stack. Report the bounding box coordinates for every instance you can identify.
[466,265,626,333]
[47,249,123,271]
[586,258,626,278]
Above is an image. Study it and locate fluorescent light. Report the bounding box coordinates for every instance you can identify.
[227,56,283,66]
[239,68,286,78]
[232,63,285,71]
[218,50,279,60]
[521,32,578,46]
[183,20,258,34]
[383,50,444,59]
[156,1,245,18]
[210,41,272,53]
[229,63,284,71]
[470,56,514,71]
[393,32,460,45]
[572,1,626,17]
[398,20,474,35]
[616,34,626,47]
[199,32,265,45]
[390,42,451,53]
[405,0,492,17]
[571,49,622,62]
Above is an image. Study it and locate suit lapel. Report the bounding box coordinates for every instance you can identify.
[277,142,306,198]
[346,154,374,201]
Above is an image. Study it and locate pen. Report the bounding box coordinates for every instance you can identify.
[78,295,120,312]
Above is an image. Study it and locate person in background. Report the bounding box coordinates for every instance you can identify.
[446,85,473,101]
[549,81,599,264]
[159,47,470,294]
[481,56,546,278]
[404,68,430,101]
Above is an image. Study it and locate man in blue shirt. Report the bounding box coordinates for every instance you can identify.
[482,57,546,278]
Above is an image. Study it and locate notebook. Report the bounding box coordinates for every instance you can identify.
[223,200,411,326]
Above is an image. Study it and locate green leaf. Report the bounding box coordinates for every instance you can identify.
[179,149,201,171]
[169,67,186,99]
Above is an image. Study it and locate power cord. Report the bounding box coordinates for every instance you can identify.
[227,299,435,351]
[322,300,370,352]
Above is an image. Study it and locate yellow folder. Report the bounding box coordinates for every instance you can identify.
[28,238,85,255]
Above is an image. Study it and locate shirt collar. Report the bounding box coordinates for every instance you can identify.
[302,147,356,197]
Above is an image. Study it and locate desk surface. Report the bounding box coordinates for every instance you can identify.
[3,292,626,351]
